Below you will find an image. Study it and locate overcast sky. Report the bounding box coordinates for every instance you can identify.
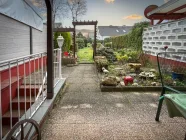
[61,0,165,29]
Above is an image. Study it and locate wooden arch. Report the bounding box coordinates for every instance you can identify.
[73,20,98,58]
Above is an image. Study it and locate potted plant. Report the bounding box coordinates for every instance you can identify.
[171,66,185,81]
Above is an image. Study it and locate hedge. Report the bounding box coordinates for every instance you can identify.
[111,21,149,51]
[105,42,112,48]
[54,32,72,52]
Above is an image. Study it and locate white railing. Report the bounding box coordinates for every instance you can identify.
[53,48,62,87]
[0,49,62,139]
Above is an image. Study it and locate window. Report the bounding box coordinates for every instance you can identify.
[116,30,119,32]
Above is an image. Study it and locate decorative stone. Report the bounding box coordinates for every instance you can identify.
[151,82,157,86]
[150,69,157,73]
[94,56,106,61]
[132,83,139,86]
[139,72,155,79]
[116,77,120,83]
[124,76,134,86]
[120,81,125,86]
[129,73,137,77]
[115,67,123,70]
[130,68,135,73]
[101,76,118,86]
[128,63,142,71]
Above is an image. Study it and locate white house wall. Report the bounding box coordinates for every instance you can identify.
[143,18,186,56]
[33,25,47,54]
[0,14,47,61]
[0,14,30,61]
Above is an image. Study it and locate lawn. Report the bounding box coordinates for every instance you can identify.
[77,47,94,63]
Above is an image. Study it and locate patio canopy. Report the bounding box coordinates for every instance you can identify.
[144,0,186,25]
[0,0,43,31]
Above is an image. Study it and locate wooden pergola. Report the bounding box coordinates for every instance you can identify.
[72,20,98,58]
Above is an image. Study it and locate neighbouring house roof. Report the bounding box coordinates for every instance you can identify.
[145,0,186,22]
[0,0,43,31]
[98,26,133,37]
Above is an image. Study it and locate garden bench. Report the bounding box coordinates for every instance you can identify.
[155,52,186,139]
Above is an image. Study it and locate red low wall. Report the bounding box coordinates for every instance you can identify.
[0,56,47,115]
[145,54,186,67]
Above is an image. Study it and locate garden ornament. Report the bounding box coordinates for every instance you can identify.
[124,76,134,86]
[102,67,109,73]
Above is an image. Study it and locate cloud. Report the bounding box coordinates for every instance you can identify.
[105,0,115,3]
[123,14,143,20]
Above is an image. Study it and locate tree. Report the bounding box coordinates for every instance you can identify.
[76,38,85,49]
[76,32,84,38]
[67,0,87,21]
[28,0,68,23]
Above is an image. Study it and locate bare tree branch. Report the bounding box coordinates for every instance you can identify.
[28,0,68,23]
[67,0,87,21]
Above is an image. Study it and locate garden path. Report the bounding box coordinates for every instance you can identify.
[41,64,186,140]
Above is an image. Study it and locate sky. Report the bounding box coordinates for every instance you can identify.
[61,0,165,29]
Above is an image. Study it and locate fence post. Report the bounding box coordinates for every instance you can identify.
[59,48,62,79]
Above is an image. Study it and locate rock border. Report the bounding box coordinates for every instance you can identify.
[100,85,186,92]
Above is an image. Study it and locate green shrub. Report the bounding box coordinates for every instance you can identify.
[104,38,111,43]
[54,32,72,51]
[116,49,140,63]
[95,58,109,72]
[76,38,85,49]
[117,55,129,64]
[111,21,149,51]
[126,51,139,63]
[105,42,112,48]
[97,43,102,48]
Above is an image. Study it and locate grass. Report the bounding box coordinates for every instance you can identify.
[77,47,94,63]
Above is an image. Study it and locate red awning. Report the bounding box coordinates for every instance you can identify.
[144,0,186,25]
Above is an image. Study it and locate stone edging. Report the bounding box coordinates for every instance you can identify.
[100,85,186,92]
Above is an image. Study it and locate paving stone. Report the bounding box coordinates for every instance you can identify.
[113,124,154,139]
[82,77,99,84]
[41,124,74,140]
[74,123,114,140]
[65,83,83,92]
[41,64,186,140]
[147,123,185,140]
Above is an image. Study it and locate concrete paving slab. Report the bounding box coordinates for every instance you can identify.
[41,64,186,140]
